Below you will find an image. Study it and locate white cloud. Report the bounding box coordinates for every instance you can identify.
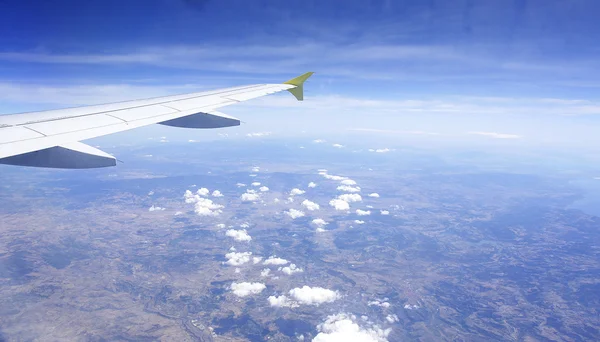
[148,205,165,212]
[337,185,361,193]
[268,286,340,308]
[212,190,224,197]
[311,218,328,227]
[340,179,357,186]
[368,193,380,198]
[236,183,246,187]
[216,223,226,229]
[240,222,250,228]
[268,295,296,308]
[313,139,326,143]
[404,304,421,310]
[230,282,266,297]
[193,198,224,216]
[290,188,305,196]
[286,209,305,219]
[320,172,348,181]
[253,256,263,264]
[251,182,261,186]
[356,209,371,216]
[174,211,183,215]
[263,256,289,265]
[338,194,362,203]
[287,197,294,203]
[368,300,391,308]
[229,246,236,251]
[468,131,521,139]
[308,182,317,188]
[196,188,210,196]
[369,148,392,153]
[316,227,327,233]
[259,186,270,192]
[247,132,272,137]
[313,313,392,342]
[261,268,271,277]
[380,210,390,215]
[251,166,260,172]
[241,191,260,202]
[289,286,340,306]
[385,314,399,323]
[354,220,365,224]
[301,199,320,211]
[279,263,304,275]
[332,144,345,148]
[225,252,253,266]
[329,199,350,211]
[188,139,197,143]
[225,229,252,242]
[148,191,154,196]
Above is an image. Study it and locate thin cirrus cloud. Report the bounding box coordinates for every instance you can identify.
[468,131,522,139]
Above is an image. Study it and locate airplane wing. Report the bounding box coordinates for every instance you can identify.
[0,72,313,169]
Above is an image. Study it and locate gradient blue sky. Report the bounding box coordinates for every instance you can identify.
[2,0,600,150]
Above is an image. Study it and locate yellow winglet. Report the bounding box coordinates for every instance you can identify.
[283,72,314,101]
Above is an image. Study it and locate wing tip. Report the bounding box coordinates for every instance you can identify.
[283,72,314,101]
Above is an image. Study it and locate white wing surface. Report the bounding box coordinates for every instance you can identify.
[0,72,313,168]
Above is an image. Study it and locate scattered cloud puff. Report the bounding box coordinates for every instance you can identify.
[259,186,269,192]
[236,183,246,187]
[332,144,345,148]
[148,205,165,212]
[251,182,261,186]
[313,313,392,342]
[368,300,391,308]
[216,223,226,229]
[368,193,380,198]
[290,286,340,306]
[354,220,365,224]
[279,263,304,275]
[313,139,326,143]
[212,190,224,197]
[338,194,363,203]
[268,286,340,308]
[241,190,260,202]
[253,256,263,264]
[188,139,197,143]
[263,256,289,266]
[308,182,317,188]
[229,246,236,251]
[319,171,348,181]
[369,148,393,153]
[337,185,361,193]
[329,198,351,211]
[260,268,271,277]
[196,188,210,196]
[311,218,328,227]
[225,229,252,242]
[356,209,371,216]
[148,191,154,196]
[184,190,225,216]
[193,198,224,216]
[174,211,183,215]
[286,209,305,219]
[380,210,390,215]
[386,314,399,323]
[230,282,266,297]
[251,166,260,172]
[468,131,521,139]
[247,132,272,137]
[404,304,421,310]
[240,223,250,228]
[301,199,320,211]
[290,188,306,196]
[316,227,327,233]
[340,179,357,186]
[225,252,253,266]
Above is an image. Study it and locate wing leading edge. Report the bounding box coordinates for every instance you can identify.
[0,72,314,168]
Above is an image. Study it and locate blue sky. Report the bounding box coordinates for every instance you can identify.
[2,0,600,150]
